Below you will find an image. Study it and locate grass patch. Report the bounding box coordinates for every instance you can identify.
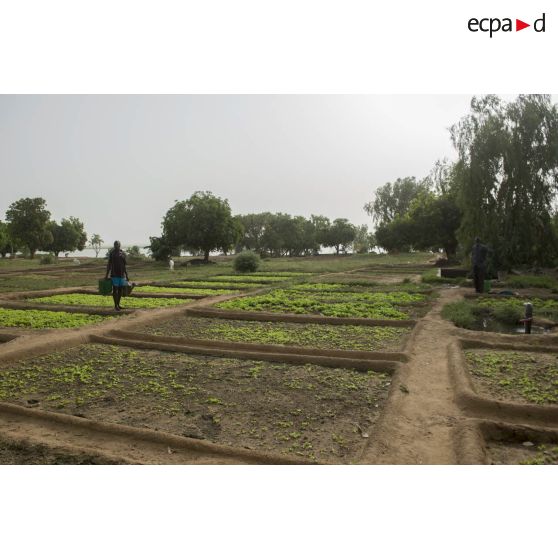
[503,275,558,290]
[0,308,112,329]
[31,293,192,309]
[421,270,467,285]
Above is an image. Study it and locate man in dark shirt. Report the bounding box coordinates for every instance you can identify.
[105,240,129,311]
[471,237,488,293]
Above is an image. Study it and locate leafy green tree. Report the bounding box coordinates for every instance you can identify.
[89,234,103,257]
[405,192,462,259]
[5,197,52,258]
[451,94,558,268]
[236,213,272,254]
[364,177,429,226]
[147,235,180,261]
[162,191,240,262]
[311,215,331,252]
[374,219,413,253]
[326,218,356,255]
[0,221,10,258]
[44,217,87,257]
[353,224,372,254]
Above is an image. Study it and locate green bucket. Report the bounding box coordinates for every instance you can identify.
[98,278,113,295]
[483,280,491,293]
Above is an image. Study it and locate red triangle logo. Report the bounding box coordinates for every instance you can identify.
[516,19,530,31]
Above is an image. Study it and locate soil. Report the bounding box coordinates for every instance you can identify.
[0,343,392,463]
[0,435,126,464]
[486,441,558,464]
[465,349,558,406]
[133,316,411,352]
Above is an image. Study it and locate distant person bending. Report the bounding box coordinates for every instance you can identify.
[169,258,175,271]
[471,237,488,294]
[105,240,129,311]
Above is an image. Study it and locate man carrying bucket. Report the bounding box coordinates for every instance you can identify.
[105,240,129,311]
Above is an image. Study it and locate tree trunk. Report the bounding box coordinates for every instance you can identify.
[204,249,210,262]
[30,249,35,259]
[335,245,340,255]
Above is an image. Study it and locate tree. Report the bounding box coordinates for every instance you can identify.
[0,221,10,258]
[364,177,429,226]
[374,219,413,253]
[353,225,372,254]
[162,191,241,262]
[147,235,180,261]
[450,94,558,268]
[326,218,356,255]
[236,213,272,254]
[5,197,52,258]
[44,217,87,257]
[311,215,331,253]
[405,192,462,259]
[89,234,103,257]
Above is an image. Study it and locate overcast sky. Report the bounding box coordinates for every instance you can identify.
[1,95,552,246]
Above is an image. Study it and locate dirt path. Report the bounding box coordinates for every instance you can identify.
[362,288,463,464]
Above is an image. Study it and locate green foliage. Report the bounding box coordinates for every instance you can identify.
[504,275,558,290]
[491,303,522,325]
[325,218,357,255]
[0,308,110,329]
[32,293,192,308]
[441,300,477,329]
[177,319,410,351]
[5,197,52,258]
[451,95,558,268]
[127,245,143,259]
[163,191,241,261]
[44,217,87,256]
[233,251,261,273]
[364,177,429,226]
[171,280,268,289]
[147,235,180,261]
[40,253,56,265]
[89,234,103,257]
[216,289,411,319]
[135,285,240,295]
[465,350,558,405]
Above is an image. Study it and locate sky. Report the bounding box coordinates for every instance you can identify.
[0,94,548,247]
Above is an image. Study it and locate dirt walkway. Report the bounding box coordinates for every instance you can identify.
[362,288,463,464]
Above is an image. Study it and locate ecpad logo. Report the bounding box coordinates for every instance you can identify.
[468,13,546,37]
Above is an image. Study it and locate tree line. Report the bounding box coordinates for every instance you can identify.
[148,191,373,261]
[0,197,94,259]
[365,95,558,270]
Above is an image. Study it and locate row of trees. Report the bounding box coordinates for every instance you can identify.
[366,95,558,269]
[0,198,88,258]
[149,191,372,261]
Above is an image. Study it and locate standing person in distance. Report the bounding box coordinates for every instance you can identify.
[471,237,488,294]
[105,240,129,311]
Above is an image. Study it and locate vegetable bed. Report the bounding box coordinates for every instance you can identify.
[0,307,111,329]
[0,344,392,462]
[30,293,192,309]
[465,349,558,405]
[215,290,418,319]
[135,316,411,351]
[134,285,241,296]
[172,280,269,289]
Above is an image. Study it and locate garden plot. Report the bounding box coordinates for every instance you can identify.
[464,349,558,406]
[134,316,411,352]
[0,307,112,329]
[486,439,558,465]
[171,280,270,290]
[0,344,393,462]
[0,436,125,465]
[215,289,429,319]
[134,285,241,296]
[292,282,431,294]
[28,293,193,309]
